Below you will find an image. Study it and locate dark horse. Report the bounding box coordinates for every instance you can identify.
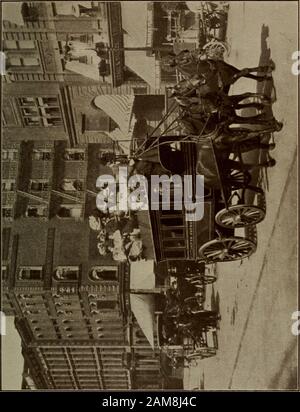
[166,52,274,95]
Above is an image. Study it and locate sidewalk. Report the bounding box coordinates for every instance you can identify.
[184,1,298,390]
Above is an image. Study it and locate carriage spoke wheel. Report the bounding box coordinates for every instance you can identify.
[199,236,256,262]
[186,273,216,285]
[215,204,266,228]
[183,297,203,314]
[186,347,216,360]
[203,274,216,284]
[227,169,251,189]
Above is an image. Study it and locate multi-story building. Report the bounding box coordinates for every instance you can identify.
[2,1,176,91]
[1,1,183,390]
[4,256,181,389]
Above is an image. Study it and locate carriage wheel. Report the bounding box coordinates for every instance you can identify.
[202,274,216,284]
[227,169,252,189]
[183,297,203,314]
[199,236,256,262]
[186,347,216,360]
[186,273,216,285]
[215,204,266,228]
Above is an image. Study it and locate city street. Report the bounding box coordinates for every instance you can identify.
[185,1,298,390]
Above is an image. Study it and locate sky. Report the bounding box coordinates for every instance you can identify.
[2,316,23,390]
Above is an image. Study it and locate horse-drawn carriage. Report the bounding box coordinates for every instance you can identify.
[103,45,282,366]
[157,267,219,368]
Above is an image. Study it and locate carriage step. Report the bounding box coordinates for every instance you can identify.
[244,225,258,245]
[257,191,266,212]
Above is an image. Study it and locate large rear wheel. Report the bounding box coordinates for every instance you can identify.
[215,204,265,228]
[199,236,256,262]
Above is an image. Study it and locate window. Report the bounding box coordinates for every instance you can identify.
[132,87,148,95]
[18,41,36,49]
[89,267,118,281]
[18,97,62,127]
[18,266,43,281]
[30,179,49,191]
[32,149,52,160]
[9,57,39,66]
[163,250,186,259]
[56,204,83,219]
[4,40,35,49]
[96,300,118,310]
[4,40,18,49]
[54,266,79,281]
[60,179,84,192]
[2,266,8,281]
[2,179,16,192]
[2,149,18,161]
[25,205,48,218]
[62,149,85,161]
[2,207,13,219]
[19,97,35,105]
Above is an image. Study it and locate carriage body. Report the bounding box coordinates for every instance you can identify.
[141,133,259,270]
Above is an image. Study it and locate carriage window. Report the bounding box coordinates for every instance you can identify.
[160,217,183,227]
[18,266,43,280]
[163,250,186,259]
[160,209,183,216]
[163,239,185,248]
[162,228,184,239]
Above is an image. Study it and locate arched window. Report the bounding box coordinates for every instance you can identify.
[89,266,117,281]
[18,266,43,280]
[54,266,79,281]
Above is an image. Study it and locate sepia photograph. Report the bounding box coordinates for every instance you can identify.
[0,0,299,392]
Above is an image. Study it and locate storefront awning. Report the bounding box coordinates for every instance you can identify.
[130,260,156,348]
[121,1,148,46]
[54,2,93,17]
[65,61,100,81]
[94,95,136,154]
[130,260,155,290]
[130,293,155,349]
[121,2,160,89]
[124,51,160,89]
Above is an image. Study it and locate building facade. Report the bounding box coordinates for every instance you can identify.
[1,2,183,390]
